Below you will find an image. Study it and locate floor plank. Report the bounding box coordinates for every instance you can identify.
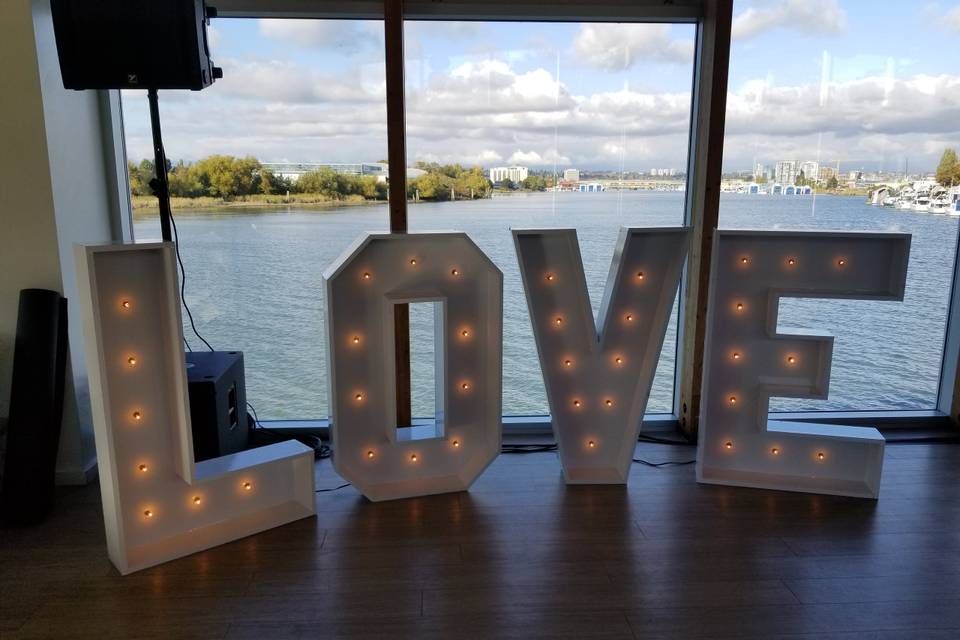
[2,442,959,639]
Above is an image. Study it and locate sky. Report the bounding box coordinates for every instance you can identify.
[122,0,960,174]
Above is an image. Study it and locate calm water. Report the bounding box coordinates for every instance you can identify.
[134,191,958,419]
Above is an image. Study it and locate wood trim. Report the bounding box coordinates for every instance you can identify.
[384,0,411,426]
[677,0,733,438]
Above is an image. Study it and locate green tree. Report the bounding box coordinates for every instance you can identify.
[191,155,261,198]
[499,177,515,190]
[825,176,839,190]
[522,175,548,191]
[128,160,148,195]
[936,149,960,187]
[413,172,454,200]
[167,161,203,197]
[455,168,492,199]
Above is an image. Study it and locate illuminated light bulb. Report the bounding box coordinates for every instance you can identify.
[351,336,361,345]
[409,258,417,266]
[771,447,780,456]
[451,268,460,276]
[625,314,634,322]
[817,451,826,461]
[740,257,749,265]
[787,258,797,266]
[837,258,846,267]
[732,352,741,360]
[126,356,138,367]
[242,481,253,491]
[132,410,142,421]
[545,273,555,282]
[366,450,375,459]
[192,496,202,505]
[120,299,132,310]
[452,440,460,448]
[563,359,573,367]
[144,509,153,518]
[362,272,371,280]
[572,399,582,408]
[724,441,733,450]
[587,440,596,448]
[735,302,745,312]
[461,329,470,338]
[786,356,797,365]
[138,464,148,472]
[614,356,624,365]
[604,398,614,407]
[355,392,364,402]
[636,271,645,280]
[410,453,418,463]
[728,395,737,405]
[554,316,563,326]
[460,382,470,391]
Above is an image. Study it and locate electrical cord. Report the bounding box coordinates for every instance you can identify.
[169,208,214,352]
[247,402,331,460]
[316,482,351,493]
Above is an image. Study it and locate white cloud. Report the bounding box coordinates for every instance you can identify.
[122,52,960,174]
[258,19,380,52]
[206,25,223,50]
[212,58,384,105]
[946,7,960,32]
[507,149,570,166]
[573,24,693,70]
[732,0,847,41]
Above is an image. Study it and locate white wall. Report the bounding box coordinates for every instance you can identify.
[0,0,127,484]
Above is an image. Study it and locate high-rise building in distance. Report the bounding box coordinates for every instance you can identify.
[489,166,529,183]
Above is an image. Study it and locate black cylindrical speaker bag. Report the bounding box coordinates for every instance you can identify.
[1,289,68,525]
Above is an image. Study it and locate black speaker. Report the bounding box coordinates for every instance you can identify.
[1,289,68,526]
[50,0,222,91]
[185,351,248,462]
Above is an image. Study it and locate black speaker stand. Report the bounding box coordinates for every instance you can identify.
[147,88,173,243]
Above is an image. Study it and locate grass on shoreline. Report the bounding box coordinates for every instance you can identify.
[131,193,385,215]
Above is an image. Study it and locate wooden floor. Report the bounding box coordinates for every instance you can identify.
[3,441,960,639]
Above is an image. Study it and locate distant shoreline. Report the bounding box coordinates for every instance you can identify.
[131,194,386,216]
[131,189,867,217]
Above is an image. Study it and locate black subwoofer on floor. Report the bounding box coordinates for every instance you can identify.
[185,351,248,462]
[1,289,68,525]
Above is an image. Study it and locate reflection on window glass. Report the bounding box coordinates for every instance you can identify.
[720,1,960,411]
[123,19,389,419]
[403,21,697,415]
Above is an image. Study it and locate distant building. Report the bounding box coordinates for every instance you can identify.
[754,163,770,180]
[489,166,529,184]
[775,161,797,185]
[563,168,580,182]
[799,161,819,182]
[649,168,677,177]
[578,182,605,193]
[818,166,838,183]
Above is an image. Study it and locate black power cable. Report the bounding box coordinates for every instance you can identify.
[168,209,214,352]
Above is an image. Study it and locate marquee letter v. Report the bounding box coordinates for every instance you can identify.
[513,227,690,483]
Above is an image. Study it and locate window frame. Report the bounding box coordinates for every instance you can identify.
[103,0,960,437]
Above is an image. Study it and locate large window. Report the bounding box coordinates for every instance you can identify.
[720,0,960,412]
[402,20,696,415]
[121,14,697,420]
[123,18,389,419]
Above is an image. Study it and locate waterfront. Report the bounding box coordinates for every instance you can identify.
[133,191,958,420]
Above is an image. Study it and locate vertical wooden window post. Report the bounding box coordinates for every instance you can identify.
[678,0,733,438]
[384,0,411,427]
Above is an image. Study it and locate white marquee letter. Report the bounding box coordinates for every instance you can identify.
[697,230,911,498]
[76,244,315,574]
[325,233,503,501]
[513,227,690,483]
